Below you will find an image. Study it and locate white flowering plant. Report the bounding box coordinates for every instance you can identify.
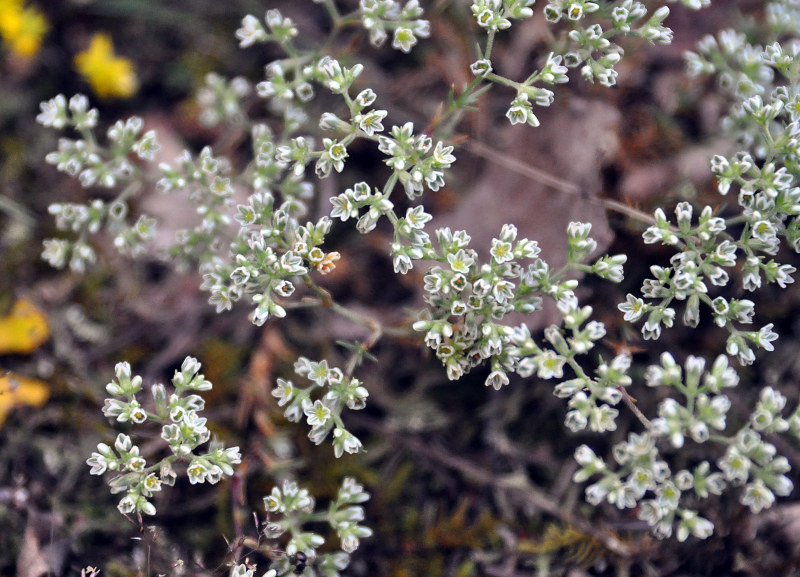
[86,357,242,517]
[8,0,800,574]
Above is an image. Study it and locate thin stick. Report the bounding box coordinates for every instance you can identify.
[620,388,652,429]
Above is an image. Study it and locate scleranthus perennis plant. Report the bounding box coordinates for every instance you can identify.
[272,357,368,457]
[87,357,242,517]
[89,357,370,576]
[238,476,372,576]
[32,0,800,572]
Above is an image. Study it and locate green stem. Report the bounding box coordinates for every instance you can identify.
[320,0,343,27]
[708,433,732,444]
[484,29,497,60]
[115,180,142,205]
[434,76,489,139]
[485,72,523,91]
[304,277,385,346]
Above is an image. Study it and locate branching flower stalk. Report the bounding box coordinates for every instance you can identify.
[89,356,371,577]
[87,357,242,518]
[36,0,800,565]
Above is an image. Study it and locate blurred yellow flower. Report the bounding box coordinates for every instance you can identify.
[0,373,49,427]
[0,298,49,355]
[74,33,138,100]
[0,0,48,58]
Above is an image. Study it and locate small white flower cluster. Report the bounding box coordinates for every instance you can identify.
[323,117,455,271]
[203,190,336,325]
[235,9,298,49]
[330,181,395,234]
[556,0,800,544]
[196,72,251,127]
[620,199,788,364]
[621,17,800,365]
[412,222,626,389]
[546,319,630,433]
[272,358,368,458]
[571,350,800,541]
[472,0,535,31]
[38,94,159,270]
[259,477,371,576]
[87,357,241,517]
[467,0,685,126]
[377,122,456,199]
[359,0,430,53]
[171,45,452,328]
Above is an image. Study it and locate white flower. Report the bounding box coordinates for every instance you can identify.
[485,370,509,390]
[719,447,751,484]
[272,378,294,406]
[236,15,267,47]
[618,294,646,322]
[677,510,714,541]
[355,88,377,107]
[117,495,137,514]
[470,58,493,77]
[536,350,565,379]
[358,109,387,136]
[756,323,778,351]
[392,27,418,53]
[37,95,69,128]
[741,479,775,513]
[304,400,332,427]
[333,428,363,458]
[86,452,109,475]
